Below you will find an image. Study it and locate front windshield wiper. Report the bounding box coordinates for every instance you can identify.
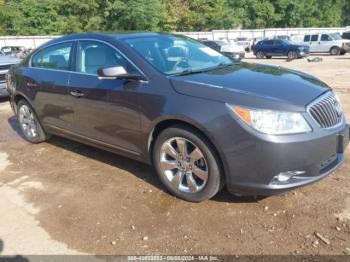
[172,62,234,77]
[173,68,209,76]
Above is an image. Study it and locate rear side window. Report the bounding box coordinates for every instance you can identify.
[264,40,274,45]
[31,42,72,70]
[274,40,283,45]
[311,35,319,42]
[304,35,310,42]
[321,34,332,41]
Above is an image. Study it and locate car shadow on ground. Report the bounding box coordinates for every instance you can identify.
[0,239,29,261]
[7,115,263,204]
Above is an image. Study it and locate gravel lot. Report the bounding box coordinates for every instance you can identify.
[0,53,349,256]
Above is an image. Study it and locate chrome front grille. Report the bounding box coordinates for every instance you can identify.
[308,92,343,128]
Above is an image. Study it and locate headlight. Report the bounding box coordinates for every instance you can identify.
[227,104,312,135]
[334,91,341,105]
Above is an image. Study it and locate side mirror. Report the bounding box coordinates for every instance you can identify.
[97,66,145,81]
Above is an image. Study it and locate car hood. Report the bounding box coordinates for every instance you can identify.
[169,63,330,111]
[0,55,20,65]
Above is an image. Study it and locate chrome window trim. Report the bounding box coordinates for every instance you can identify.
[306,91,344,130]
[29,38,149,83]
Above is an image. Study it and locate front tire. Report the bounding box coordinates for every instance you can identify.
[153,125,223,202]
[330,46,340,55]
[17,99,49,143]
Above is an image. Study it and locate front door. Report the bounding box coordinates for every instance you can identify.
[319,34,333,52]
[68,40,143,154]
[309,34,320,52]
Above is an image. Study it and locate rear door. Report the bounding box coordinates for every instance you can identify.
[68,40,143,154]
[263,40,274,55]
[273,40,285,56]
[309,34,319,52]
[27,41,74,130]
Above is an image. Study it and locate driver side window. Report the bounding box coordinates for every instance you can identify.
[321,34,332,41]
[76,41,137,75]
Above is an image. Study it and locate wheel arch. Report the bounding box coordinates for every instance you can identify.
[329,46,340,53]
[147,117,228,181]
[12,92,33,115]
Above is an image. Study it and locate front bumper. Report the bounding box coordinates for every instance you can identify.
[298,50,309,57]
[224,122,349,196]
[223,52,245,60]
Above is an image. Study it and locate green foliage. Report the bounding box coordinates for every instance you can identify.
[0,0,349,35]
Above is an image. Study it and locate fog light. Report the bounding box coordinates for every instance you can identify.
[274,171,306,182]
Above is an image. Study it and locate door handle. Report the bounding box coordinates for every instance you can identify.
[70,90,84,98]
[26,82,38,88]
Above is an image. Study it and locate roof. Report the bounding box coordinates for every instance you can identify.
[38,32,170,49]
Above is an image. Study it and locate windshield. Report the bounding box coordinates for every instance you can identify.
[0,50,5,56]
[330,33,342,40]
[122,35,233,75]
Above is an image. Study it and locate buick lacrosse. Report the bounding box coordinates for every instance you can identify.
[7,33,349,201]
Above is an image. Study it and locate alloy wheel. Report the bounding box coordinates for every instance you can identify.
[288,51,297,59]
[18,104,38,139]
[256,51,264,59]
[330,47,339,55]
[159,137,209,193]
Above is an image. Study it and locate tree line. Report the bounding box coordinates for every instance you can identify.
[0,0,349,35]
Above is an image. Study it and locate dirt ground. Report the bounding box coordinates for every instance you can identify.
[0,53,349,256]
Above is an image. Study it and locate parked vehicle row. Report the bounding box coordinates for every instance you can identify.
[198,31,350,58]
[6,33,349,202]
[1,46,31,59]
[0,50,21,97]
[301,33,350,55]
[201,40,245,60]
[231,37,252,52]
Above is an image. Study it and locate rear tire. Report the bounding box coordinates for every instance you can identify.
[17,99,49,143]
[152,125,223,202]
[330,46,340,55]
[266,56,272,59]
[256,51,265,59]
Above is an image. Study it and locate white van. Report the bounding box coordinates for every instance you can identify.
[302,33,350,55]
